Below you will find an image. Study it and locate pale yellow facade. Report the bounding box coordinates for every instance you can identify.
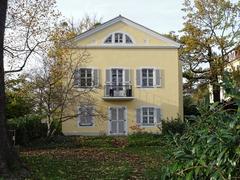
[62,16,183,136]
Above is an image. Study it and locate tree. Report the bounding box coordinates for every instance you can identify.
[68,14,102,34]
[5,75,35,119]
[0,0,22,176]
[31,20,103,137]
[0,0,101,174]
[0,0,59,176]
[181,0,240,102]
[4,0,60,73]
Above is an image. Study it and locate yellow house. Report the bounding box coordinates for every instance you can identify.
[62,15,183,136]
[227,47,240,71]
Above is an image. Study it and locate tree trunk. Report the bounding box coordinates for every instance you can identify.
[0,0,26,177]
[212,82,221,103]
[208,47,221,103]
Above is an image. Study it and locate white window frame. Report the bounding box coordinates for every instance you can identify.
[79,68,93,87]
[114,33,123,43]
[138,106,160,127]
[140,106,157,127]
[106,67,131,85]
[104,34,112,43]
[103,32,135,45]
[141,68,154,87]
[137,67,161,88]
[77,106,95,127]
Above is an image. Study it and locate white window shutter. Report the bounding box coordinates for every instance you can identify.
[124,69,130,85]
[108,107,112,121]
[109,107,117,134]
[106,69,111,84]
[136,69,142,87]
[155,69,161,87]
[136,108,142,125]
[73,69,80,86]
[86,107,93,125]
[78,107,84,126]
[124,107,127,122]
[93,69,100,87]
[155,108,161,124]
[118,107,125,120]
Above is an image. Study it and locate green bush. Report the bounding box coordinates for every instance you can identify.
[7,114,47,145]
[183,95,199,116]
[162,120,186,135]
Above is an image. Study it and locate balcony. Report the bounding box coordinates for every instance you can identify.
[102,84,134,100]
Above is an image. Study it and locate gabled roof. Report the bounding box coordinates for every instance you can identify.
[74,15,181,48]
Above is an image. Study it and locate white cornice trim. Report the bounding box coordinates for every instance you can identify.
[73,15,181,48]
[67,45,179,49]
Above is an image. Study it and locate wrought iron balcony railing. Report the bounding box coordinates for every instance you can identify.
[104,84,133,98]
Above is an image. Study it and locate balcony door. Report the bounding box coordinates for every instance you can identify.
[109,107,127,135]
[111,68,123,91]
[105,68,131,97]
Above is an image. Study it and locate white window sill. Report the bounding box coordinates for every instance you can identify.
[74,86,99,91]
[140,124,156,127]
[78,123,95,128]
[139,86,155,88]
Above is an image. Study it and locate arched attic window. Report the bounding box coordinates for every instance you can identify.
[104,32,133,44]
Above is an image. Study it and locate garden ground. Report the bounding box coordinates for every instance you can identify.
[20,134,173,179]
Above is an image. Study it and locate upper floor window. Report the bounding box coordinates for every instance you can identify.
[105,35,112,43]
[74,68,99,88]
[125,35,133,43]
[104,32,133,44]
[142,69,154,87]
[136,68,162,88]
[80,68,92,87]
[115,33,123,43]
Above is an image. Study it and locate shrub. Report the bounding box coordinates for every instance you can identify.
[161,103,240,179]
[159,73,240,179]
[183,95,199,116]
[162,119,186,135]
[7,114,47,145]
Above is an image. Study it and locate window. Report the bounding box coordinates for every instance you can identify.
[80,68,92,87]
[142,69,154,87]
[136,107,161,126]
[142,107,154,125]
[125,35,133,43]
[104,35,112,43]
[115,33,123,43]
[74,68,99,88]
[78,106,94,127]
[104,32,133,44]
[136,68,161,88]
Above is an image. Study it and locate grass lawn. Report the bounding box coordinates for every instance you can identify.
[20,134,173,179]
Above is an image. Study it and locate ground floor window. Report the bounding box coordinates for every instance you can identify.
[78,106,94,127]
[137,107,161,126]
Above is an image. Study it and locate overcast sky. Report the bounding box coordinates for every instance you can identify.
[56,0,185,34]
